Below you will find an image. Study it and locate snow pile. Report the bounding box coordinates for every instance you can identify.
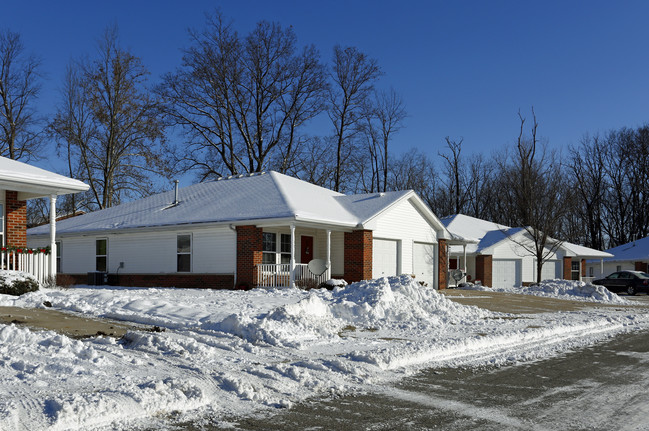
[460,279,629,303]
[0,275,646,430]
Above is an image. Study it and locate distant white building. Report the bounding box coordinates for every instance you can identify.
[28,171,464,289]
[442,214,612,288]
[586,236,649,279]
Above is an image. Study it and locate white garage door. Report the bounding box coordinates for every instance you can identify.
[492,259,521,288]
[540,260,560,281]
[373,239,398,279]
[413,242,436,287]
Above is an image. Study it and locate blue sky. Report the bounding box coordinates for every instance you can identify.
[6,0,649,175]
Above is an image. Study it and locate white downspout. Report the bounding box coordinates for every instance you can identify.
[326,229,331,280]
[600,258,604,277]
[289,224,295,288]
[49,195,57,278]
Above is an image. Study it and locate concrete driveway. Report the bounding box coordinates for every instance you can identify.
[440,288,649,313]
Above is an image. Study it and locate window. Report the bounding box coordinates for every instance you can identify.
[589,266,593,277]
[56,241,62,273]
[262,232,292,265]
[280,234,291,264]
[262,232,276,264]
[177,234,191,272]
[616,265,622,272]
[449,258,458,270]
[96,238,107,272]
[571,260,580,280]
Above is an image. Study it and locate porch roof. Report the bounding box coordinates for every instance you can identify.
[0,157,88,200]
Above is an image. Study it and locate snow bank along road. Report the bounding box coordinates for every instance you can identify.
[0,276,647,430]
[235,327,649,430]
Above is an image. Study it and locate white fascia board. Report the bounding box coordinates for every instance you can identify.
[44,216,359,238]
[0,178,88,199]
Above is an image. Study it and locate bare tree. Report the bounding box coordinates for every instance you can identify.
[0,29,43,161]
[49,26,167,210]
[388,148,438,209]
[359,88,406,192]
[501,109,567,283]
[157,12,327,180]
[567,134,606,249]
[328,45,381,192]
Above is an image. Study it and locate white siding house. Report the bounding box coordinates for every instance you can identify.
[442,214,612,288]
[586,236,649,279]
[28,172,456,289]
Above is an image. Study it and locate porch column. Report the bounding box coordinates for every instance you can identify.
[462,244,467,283]
[326,229,331,280]
[600,258,604,276]
[289,224,295,288]
[49,195,57,276]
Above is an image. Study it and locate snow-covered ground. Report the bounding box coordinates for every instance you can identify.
[0,275,646,430]
[459,278,630,303]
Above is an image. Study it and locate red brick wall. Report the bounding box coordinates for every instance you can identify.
[581,259,586,277]
[236,225,263,288]
[562,256,572,280]
[344,230,373,282]
[635,261,648,272]
[437,239,448,290]
[64,273,234,289]
[475,255,492,287]
[5,190,26,247]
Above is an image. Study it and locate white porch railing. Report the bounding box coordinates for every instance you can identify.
[256,263,330,288]
[1,249,53,284]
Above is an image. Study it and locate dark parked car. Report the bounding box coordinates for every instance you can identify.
[592,270,649,295]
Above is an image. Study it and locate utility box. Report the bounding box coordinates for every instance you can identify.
[87,271,107,286]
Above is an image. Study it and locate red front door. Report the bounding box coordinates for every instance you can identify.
[301,236,313,263]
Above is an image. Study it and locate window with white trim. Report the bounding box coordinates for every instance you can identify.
[96,238,107,272]
[262,232,291,264]
[177,234,191,272]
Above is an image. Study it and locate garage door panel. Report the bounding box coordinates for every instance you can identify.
[540,260,560,281]
[373,239,398,279]
[492,259,521,288]
[413,242,436,287]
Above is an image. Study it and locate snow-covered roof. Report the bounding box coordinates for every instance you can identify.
[0,157,88,199]
[588,236,649,263]
[442,213,611,258]
[28,171,446,236]
[562,241,612,258]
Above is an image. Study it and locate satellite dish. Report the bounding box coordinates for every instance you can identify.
[451,269,464,282]
[307,259,328,276]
